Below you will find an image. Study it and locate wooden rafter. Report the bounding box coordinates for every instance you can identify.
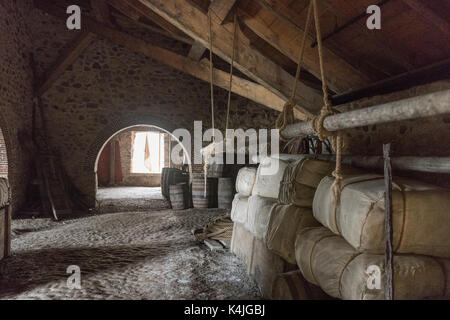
[36,31,96,96]
[135,0,324,115]
[112,11,193,44]
[209,0,238,24]
[34,1,310,119]
[188,40,208,61]
[90,0,112,25]
[401,0,450,39]
[244,0,371,93]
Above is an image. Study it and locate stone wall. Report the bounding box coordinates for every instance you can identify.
[0,0,34,213]
[30,8,279,206]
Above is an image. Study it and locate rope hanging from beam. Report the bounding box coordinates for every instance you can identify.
[275,0,314,140]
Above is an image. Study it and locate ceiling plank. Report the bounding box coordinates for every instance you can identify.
[401,0,450,38]
[34,1,309,119]
[209,0,237,24]
[91,0,112,25]
[133,0,323,116]
[246,0,371,93]
[188,40,207,60]
[108,0,142,20]
[121,0,192,39]
[112,12,194,45]
[36,31,96,96]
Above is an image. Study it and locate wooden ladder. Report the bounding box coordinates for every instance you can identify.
[36,153,72,221]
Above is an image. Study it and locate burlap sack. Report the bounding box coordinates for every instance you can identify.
[295,227,449,300]
[250,237,297,299]
[266,204,320,264]
[271,270,331,300]
[231,222,254,274]
[230,193,249,225]
[246,195,277,240]
[235,167,257,196]
[278,158,362,207]
[253,157,290,199]
[313,174,450,257]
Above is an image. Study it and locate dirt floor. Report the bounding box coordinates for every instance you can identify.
[0,209,261,300]
[96,187,170,213]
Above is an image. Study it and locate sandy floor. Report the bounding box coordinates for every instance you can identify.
[0,209,261,300]
[96,187,170,213]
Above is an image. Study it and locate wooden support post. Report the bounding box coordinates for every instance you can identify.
[281,90,450,139]
[383,143,394,300]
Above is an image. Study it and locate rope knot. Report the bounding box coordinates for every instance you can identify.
[276,100,296,141]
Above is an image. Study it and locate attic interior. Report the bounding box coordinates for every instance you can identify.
[0,0,449,301]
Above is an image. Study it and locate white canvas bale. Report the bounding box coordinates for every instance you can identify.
[231,222,255,274]
[313,174,450,257]
[235,167,257,196]
[253,157,290,199]
[266,204,320,264]
[295,227,450,300]
[246,195,277,240]
[230,193,249,225]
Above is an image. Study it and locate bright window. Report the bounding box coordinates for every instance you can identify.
[131,132,165,173]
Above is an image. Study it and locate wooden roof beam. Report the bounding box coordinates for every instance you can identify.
[246,0,371,93]
[36,31,96,97]
[134,0,322,116]
[401,0,450,39]
[209,0,238,24]
[34,2,308,119]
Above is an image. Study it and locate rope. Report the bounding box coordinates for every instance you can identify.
[276,0,313,140]
[195,214,234,243]
[309,0,344,198]
[225,13,238,134]
[204,12,217,196]
[208,12,215,135]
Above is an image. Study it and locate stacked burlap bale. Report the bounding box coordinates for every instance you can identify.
[313,174,450,257]
[249,237,297,299]
[230,167,257,270]
[271,270,331,300]
[230,222,254,274]
[246,195,277,240]
[266,158,361,265]
[295,227,450,300]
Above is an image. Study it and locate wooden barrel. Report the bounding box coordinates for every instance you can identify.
[170,184,186,210]
[162,168,189,200]
[161,168,169,199]
[192,178,209,208]
[208,178,218,208]
[218,177,233,209]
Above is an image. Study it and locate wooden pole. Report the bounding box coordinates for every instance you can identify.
[281,90,450,139]
[383,143,394,300]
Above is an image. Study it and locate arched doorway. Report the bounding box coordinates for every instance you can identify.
[94,124,191,213]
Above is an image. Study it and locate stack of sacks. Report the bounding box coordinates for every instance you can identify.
[230,222,254,273]
[244,156,300,298]
[313,174,450,257]
[249,236,297,299]
[230,167,257,267]
[246,156,291,240]
[271,270,331,300]
[295,173,450,300]
[266,158,362,264]
[230,167,257,225]
[296,227,450,300]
